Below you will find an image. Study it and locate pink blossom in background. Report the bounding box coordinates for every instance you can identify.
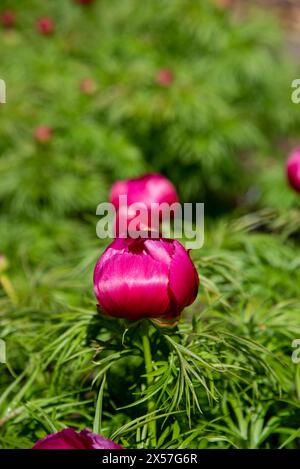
[80,78,97,95]
[37,17,55,36]
[110,174,179,235]
[156,69,174,87]
[0,10,16,28]
[34,126,53,144]
[110,174,179,209]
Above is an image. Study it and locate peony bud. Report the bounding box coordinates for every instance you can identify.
[94,237,199,321]
[34,126,53,144]
[80,77,97,95]
[156,69,174,87]
[37,17,55,36]
[110,174,179,236]
[32,428,122,449]
[0,10,16,28]
[287,147,300,193]
[110,173,179,210]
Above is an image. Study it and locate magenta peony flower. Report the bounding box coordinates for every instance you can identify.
[94,237,199,321]
[156,69,174,87]
[0,10,16,28]
[287,147,300,193]
[34,125,53,144]
[110,174,179,210]
[110,174,179,236]
[80,77,97,95]
[37,17,55,36]
[32,428,122,449]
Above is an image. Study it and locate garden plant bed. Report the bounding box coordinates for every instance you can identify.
[0,0,300,450]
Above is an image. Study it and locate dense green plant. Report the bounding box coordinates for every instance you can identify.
[0,0,300,449]
[1,215,300,448]
[0,0,299,262]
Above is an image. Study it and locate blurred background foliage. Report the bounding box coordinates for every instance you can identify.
[0,0,300,449]
[0,0,299,265]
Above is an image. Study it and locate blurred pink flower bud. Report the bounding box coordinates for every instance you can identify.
[0,10,16,28]
[94,237,199,321]
[110,174,179,236]
[34,126,53,144]
[80,77,97,95]
[110,174,178,208]
[287,147,300,193]
[32,428,122,449]
[37,17,55,36]
[156,69,174,87]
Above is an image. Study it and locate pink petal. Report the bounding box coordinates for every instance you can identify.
[287,147,300,193]
[168,240,199,313]
[144,174,179,205]
[79,429,123,449]
[32,428,89,449]
[93,238,128,299]
[144,238,174,264]
[109,174,178,208]
[96,251,170,320]
[110,180,128,209]
[32,428,122,450]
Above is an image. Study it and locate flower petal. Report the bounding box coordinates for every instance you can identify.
[96,251,170,319]
[168,240,199,312]
[32,428,122,450]
[109,174,178,208]
[79,429,122,449]
[32,429,88,449]
[144,238,174,264]
[110,180,128,209]
[93,238,128,299]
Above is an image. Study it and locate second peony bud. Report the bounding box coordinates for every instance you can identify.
[110,173,179,211]
[110,173,179,236]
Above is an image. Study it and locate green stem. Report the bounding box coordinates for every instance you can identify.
[0,274,17,305]
[141,321,156,447]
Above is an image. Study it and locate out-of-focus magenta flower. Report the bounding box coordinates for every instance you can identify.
[34,125,53,144]
[287,147,300,193]
[94,237,199,321]
[156,69,174,87]
[110,173,179,210]
[37,17,55,36]
[0,10,16,28]
[32,428,122,450]
[110,174,179,236]
[114,203,153,237]
[80,77,97,95]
